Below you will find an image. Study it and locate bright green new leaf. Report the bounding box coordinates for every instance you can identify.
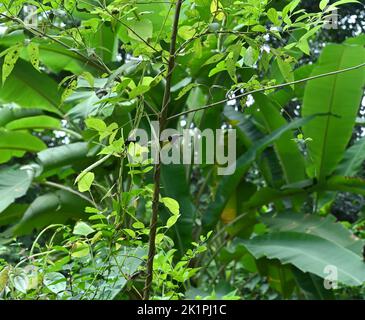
[27,42,40,71]
[167,214,180,228]
[267,8,280,25]
[85,118,107,132]
[77,172,95,193]
[161,197,180,215]
[128,19,153,42]
[73,221,95,237]
[276,57,294,87]
[319,0,329,10]
[71,241,90,258]
[2,44,21,85]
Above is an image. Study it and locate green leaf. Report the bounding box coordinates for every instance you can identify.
[128,19,153,42]
[243,47,259,67]
[37,142,89,171]
[202,53,226,66]
[5,115,61,131]
[13,190,89,235]
[71,241,90,258]
[0,267,9,292]
[167,214,180,228]
[27,42,40,71]
[161,197,180,215]
[325,176,365,197]
[38,41,96,74]
[0,167,33,213]
[262,212,363,254]
[0,204,27,226]
[73,221,95,236]
[302,44,365,180]
[330,0,360,8]
[85,118,107,132]
[2,44,21,85]
[0,59,62,114]
[161,164,196,251]
[43,272,66,294]
[292,268,335,300]
[178,25,195,40]
[77,172,95,193]
[0,106,42,127]
[334,137,365,177]
[175,83,199,100]
[132,221,145,229]
[0,130,46,153]
[276,57,294,87]
[12,273,29,294]
[267,8,280,25]
[253,94,306,184]
[319,0,329,10]
[94,247,146,300]
[241,231,365,286]
[203,114,322,229]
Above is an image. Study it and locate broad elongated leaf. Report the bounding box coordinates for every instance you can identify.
[5,115,61,131]
[37,142,89,171]
[292,268,335,300]
[38,42,95,74]
[13,190,89,235]
[325,175,365,196]
[224,106,286,188]
[253,93,306,184]
[0,130,46,152]
[241,187,307,212]
[0,204,27,226]
[262,212,364,254]
[203,114,320,229]
[0,167,34,213]
[335,137,365,177]
[0,106,42,127]
[241,232,365,286]
[302,44,365,180]
[223,106,263,148]
[0,59,62,114]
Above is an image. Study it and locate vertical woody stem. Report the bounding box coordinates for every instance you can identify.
[143,0,183,300]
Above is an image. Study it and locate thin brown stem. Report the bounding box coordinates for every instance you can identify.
[142,0,183,300]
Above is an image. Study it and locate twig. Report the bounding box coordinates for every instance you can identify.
[0,13,111,74]
[143,0,183,300]
[167,61,365,120]
[42,181,98,208]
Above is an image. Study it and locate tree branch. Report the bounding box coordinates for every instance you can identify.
[143,0,183,300]
[167,61,365,120]
[0,13,111,74]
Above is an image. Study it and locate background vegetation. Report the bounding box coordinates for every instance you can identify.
[0,0,365,300]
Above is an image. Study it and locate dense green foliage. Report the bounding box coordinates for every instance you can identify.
[0,0,365,300]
